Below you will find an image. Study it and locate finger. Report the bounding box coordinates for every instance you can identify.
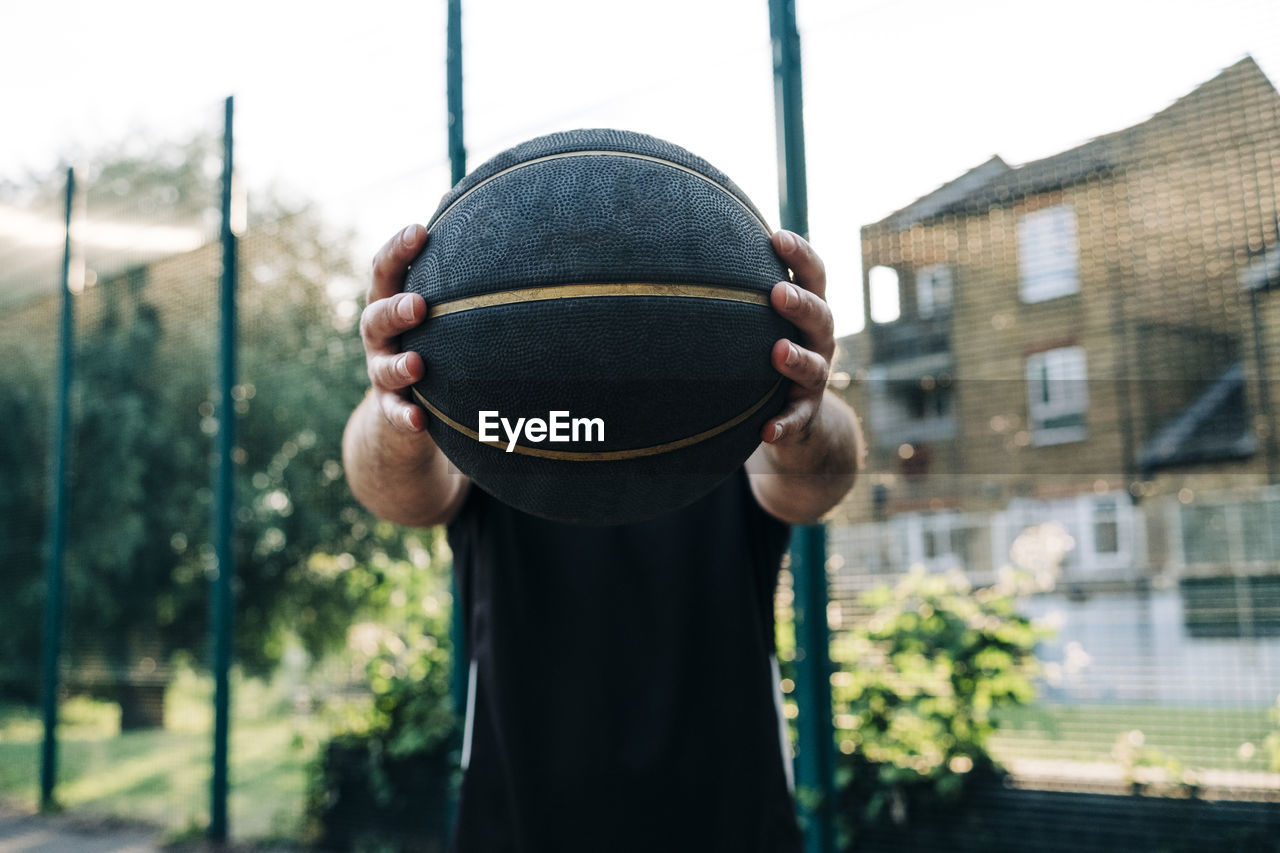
[368,224,428,303]
[763,395,819,444]
[367,350,424,392]
[360,293,426,353]
[770,281,834,352]
[771,339,829,391]
[375,388,428,433]
[772,230,826,300]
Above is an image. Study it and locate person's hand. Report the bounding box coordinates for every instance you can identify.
[763,230,835,446]
[360,224,430,432]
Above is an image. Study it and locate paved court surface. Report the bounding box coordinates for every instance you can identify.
[0,803,310,853]
[0,805,160,853]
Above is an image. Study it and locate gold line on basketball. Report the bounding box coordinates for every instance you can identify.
[428,283,772,319]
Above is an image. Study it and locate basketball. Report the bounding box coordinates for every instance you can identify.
[400,128,794,525]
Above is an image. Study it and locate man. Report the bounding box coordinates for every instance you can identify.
[343,222,862,851]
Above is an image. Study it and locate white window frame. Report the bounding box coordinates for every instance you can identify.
[1027,345,1088,445]
[916,264,953,319]
[899,511,973,572]
[1017,204,1080,303]
[992,492,1136,576]
[1078,493,1137,573]
[1172,486,1280,569]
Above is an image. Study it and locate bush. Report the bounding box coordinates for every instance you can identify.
[306,532,461,853]
[833,566,1052,844]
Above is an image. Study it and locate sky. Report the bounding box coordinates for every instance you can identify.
[2,0,1277,336]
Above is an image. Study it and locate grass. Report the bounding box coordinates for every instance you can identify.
[989,704,1277,774]
[3,672,1275,844]
[0,667,332,843]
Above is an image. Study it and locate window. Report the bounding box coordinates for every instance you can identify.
[994,492,1136,576]
[1092,498,1121,555]
[866,358,957,446]
[900,380,952,420]
[1181,576,1280,639]
[1026,345,1088,445]
[1017,204,1079,302]
[868,265,901,323]
[916,264,953,318]
[899,511,976,571]
[1179,492,1280,565]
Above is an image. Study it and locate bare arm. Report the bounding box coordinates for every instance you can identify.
[746,231,865,524]
[341,224,469,527]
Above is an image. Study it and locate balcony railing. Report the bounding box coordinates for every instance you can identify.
[869,314,951,364]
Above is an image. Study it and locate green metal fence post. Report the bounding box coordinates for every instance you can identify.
[768,0,809,241]
[446,0,469,836]
[210,94,238,844]
[768,0,837,849]
[789,525,836,852]
[447,0,467,188]
[40,166,76,813]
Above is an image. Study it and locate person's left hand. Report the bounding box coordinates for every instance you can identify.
[763,230,836,446]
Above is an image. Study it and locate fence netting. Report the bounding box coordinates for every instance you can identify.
[0,99,460,845]
[819,47,1280,852]
[3,3,1280,852]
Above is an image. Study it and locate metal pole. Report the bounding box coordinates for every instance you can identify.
[447,0,466,188]
[209,94,238,843]
[40,166,76,813]
[788,527,836,852]
[768,2,835,850]
[769,0,809,241]
[446,0,469,835]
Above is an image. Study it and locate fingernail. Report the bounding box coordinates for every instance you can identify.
[399,353,413,380]
[786,343,799,366]
[774,422,785,441]
[785,283,800,309]
[398,294,417,322]
[779,231,797,253]
[402,224,423,246]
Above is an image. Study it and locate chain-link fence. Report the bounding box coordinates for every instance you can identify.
[0,100,461,847]
[823,45,1280,850]
[4,2,1280,851]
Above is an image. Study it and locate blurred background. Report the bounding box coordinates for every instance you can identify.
[1,0,1278,850]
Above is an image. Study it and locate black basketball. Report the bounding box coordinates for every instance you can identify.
[401,128,793,525]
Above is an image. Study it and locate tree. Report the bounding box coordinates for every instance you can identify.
[63,272,209,727]
[0,365,53,702]
[0,134,412,727]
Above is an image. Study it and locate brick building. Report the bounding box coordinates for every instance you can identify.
[834,57,1280,598]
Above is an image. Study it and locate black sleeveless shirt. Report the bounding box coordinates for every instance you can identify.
[445,469,801,852]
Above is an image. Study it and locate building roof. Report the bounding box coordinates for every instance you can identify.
[872,56,1274,233]
[877,156,1011,232]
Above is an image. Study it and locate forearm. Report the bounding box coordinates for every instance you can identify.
[342,392,468,527]
[747,391,864,524]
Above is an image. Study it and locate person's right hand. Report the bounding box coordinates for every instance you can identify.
[360,223,430,432]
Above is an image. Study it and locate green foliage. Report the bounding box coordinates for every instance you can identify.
[64,276,211,696]
[0,373,51,700]
[0,134,220,220]
[325,527,458,764]
[306,531,459,852]
[1110,728,1200,791]
[227,213,384,677]
[835,567,1051,833]
[0,133,389,721]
